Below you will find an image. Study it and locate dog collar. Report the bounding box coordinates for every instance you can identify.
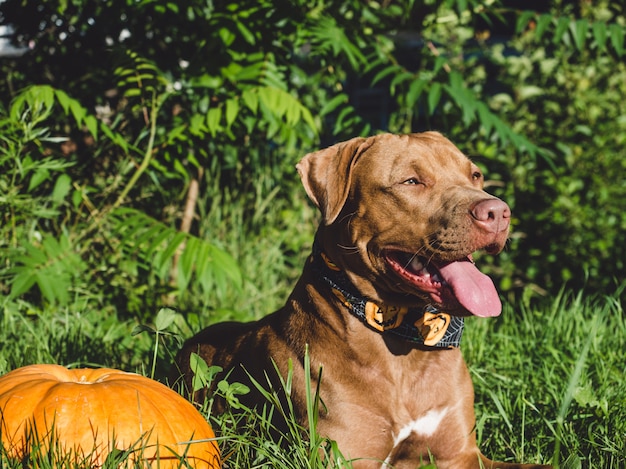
[310,244,464,348]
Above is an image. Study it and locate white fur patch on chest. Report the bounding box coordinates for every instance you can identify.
[397,407,448,441]
[382,408,449,467]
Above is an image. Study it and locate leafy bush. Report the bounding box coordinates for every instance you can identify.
[470,3,626,295]
[359,1,626,296]
[0,85,243,317]
[1,0,625,317]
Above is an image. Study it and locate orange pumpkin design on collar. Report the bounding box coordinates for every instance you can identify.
[414,311,451,346]
[364,302,408,332]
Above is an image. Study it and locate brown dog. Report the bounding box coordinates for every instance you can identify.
[175,132,551,468]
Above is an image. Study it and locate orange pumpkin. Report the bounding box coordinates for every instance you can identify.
[0,364,220,468]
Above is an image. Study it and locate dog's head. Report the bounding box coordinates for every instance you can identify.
[296,132,510,318]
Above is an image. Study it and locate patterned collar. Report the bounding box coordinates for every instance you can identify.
[310,243,464,349]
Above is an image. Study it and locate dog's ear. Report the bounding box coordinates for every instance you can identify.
[297,136,372,225]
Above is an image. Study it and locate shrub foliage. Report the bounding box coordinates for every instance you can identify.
[0,0,625,317]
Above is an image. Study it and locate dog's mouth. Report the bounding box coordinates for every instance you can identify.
[384,251,502,317]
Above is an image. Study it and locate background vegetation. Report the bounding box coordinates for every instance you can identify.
[0,0,625,467]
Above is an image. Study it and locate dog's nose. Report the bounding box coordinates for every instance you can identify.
[470,198,511,233]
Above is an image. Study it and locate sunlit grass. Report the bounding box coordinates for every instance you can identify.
[2,287,624,468]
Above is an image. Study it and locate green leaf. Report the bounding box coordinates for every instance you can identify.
[217,378,250,407]
[151,231,186,278]
[371,65,400,86]
[476,102,496,135]
[110,207,243,301]
[235,62,265,82]
[72,189,82,209]
[285,102,301,126]
[609,23,625,56]
[190,353,222,392]
[225,98,240,128]
[518,85,545,100]
[257,87,317,134]
[191,74,223,89]
[177,237,196,292]
[9,269,37,299]
[144,228,175,258]
[83,115,99,140]
[35,270,62,304]
[306,17,365,68]
[154,307,178,331]
[235,20,256,45]
[190,353,211,391]
[10,85,55,125]
[592,21,608,52]
[242,88,259,113]
[206,107,223,136]
[218,27,236,47]
[570,19,589,51]
[101,124,129,153]
[516,10,536,34]
[444,72,474,123]
[51,173,72,205]
[68,96,87,125]
[258,87,282,114]
[209,244,243,289]
[432,56,449,75]
[553,16,571,45]
[188,113,207,136]
[28,168,50,192]
[534,14,553,40]
[455,0,467,16]
[428,83,442,115]
[132,324,156,336]
[192,241,212,291]
[21,242,48,265]
[298,107,318,136]
[123,88,142,98]
[389,72,414,95]
[42,235,62,260]
[320,93,348,116]
[406,79,427,107]
[38,85,55,111]
[54,89,72,115]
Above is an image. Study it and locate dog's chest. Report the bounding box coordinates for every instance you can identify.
[379,407,451,465]
[317,341,473,459]
[395,407,449,440]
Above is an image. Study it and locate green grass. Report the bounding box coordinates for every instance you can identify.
[465,289,626,468]
[2,285,624,467]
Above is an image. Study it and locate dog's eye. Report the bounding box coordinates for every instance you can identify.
[403,178,422,185]
[472,171,483,181]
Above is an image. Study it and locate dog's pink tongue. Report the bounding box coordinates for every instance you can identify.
[437,260,502,317]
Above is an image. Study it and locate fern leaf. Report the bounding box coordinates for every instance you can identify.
[109,208,243,299]
[8,233,84,305]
